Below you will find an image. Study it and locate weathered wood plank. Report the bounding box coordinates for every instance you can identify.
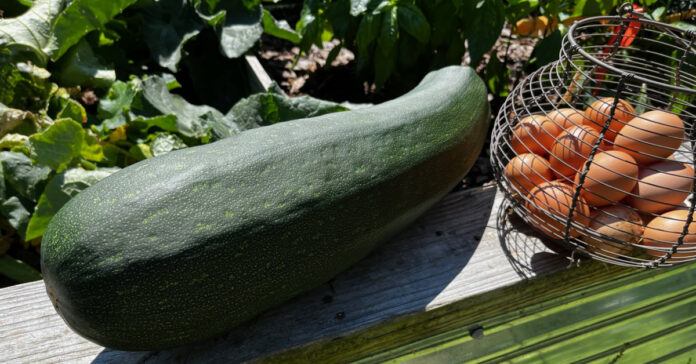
[244,55,275,93]
[0,186,588,363]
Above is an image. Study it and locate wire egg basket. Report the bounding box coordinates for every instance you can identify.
[490,4,696,268]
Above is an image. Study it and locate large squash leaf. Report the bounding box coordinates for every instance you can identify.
[46,0,140,61]
[0,151,52,202]
[227,84,349,131]
[25,167,119,240]
[52,38,116,88]
[28,119,85,173]
[141,0,204,72]
[0,0,65,65]
[195,0,263,58]
[138,75,239,140]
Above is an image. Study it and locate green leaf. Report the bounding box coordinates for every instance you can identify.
[0,109,36,137]
[100,142,129,166]
[374,6,398,88]
[96,79,140,131]
[51,38,116,88]
[0,0,65,66]
[486,54,510,97]
[129,143,153,161]
[530,29,562,67]
[325,43,342,67]
[351,0,370,16]
[227,86,348,131]
[462,0,505,67]
[81,132,103,162]
[673,21,696,32]
[47,0,141,61]
[650,6,666,20]
[397,33,421,69]
[25,167,119,240]
[130,114,179,134]
[0,151,52,202]
[422,1,457,48]
[0,254,41,283]
[396,3,430,44]
[1,197,32,239]
[28,119,84,172]
[56,99,86,124]
[571,0,605,17]
[356,11,382,56]
[378,5,398,57]
[143,0,204,72]
[0,61,53,112]
[197,1,264,58]
[139,75,236,140]
[262,9,301,44]
[0,134,29,150]
[296,6,323,53]
[324,0,355,40]
[150,133,188,157]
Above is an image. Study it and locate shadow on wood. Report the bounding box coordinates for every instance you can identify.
[495,198,570,279]
[91,188,496,363]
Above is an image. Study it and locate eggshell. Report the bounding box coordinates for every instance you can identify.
[584,97,635,142]
[549,125,606,179]
[547,108,589,130]
[504,153,553,196]
[574,150,638,206]
[613,110,685,165]
[642,209,696,262]
[582,205,643,257]
[625,160,694,214]
[525,180,591,239]
[510,115,562,156]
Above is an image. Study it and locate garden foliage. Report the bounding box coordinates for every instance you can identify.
[0,0,346,284]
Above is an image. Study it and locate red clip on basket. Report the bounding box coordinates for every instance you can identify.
[491,3,696,268]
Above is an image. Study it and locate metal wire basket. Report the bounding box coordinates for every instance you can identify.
[490,4,696,268]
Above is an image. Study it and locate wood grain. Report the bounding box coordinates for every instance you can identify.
[0,186,577,363]
[244,55,275,94]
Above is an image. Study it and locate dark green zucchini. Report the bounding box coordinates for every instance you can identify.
[41,66,490,350]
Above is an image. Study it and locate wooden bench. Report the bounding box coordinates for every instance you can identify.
[3,185,695,363]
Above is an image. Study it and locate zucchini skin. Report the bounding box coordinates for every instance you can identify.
[41,66,490,350]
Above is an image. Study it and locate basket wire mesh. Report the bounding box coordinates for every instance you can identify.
[491,4,696,268]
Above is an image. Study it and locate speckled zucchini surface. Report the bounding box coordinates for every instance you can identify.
[40,66,490,350]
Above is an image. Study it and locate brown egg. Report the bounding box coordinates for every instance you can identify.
[625,160,694,214]
[582,205,643,257]
[642,209,696,262]
[547,108,589,130]
[504,153,553,196]
[549,125,606,179]
[584,97,636,142]
[613,110,685,166]
[574,150,638,207]
[510,115,562,156]
[525,180,591,239]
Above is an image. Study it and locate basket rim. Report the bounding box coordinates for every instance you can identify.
[567,15,696,95]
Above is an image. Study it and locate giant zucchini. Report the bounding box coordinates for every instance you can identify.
[41,66,490,350]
